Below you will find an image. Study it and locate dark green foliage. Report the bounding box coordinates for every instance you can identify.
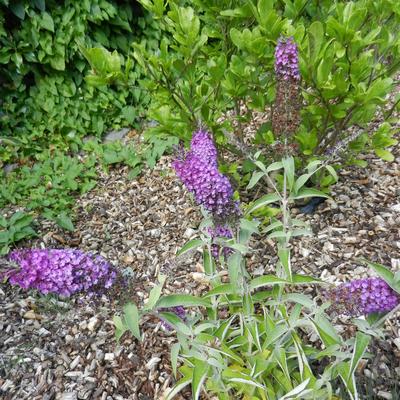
[0,211,37,255]
[0,0,159,164]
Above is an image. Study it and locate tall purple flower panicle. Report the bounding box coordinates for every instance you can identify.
[6,248,116,297]
[173,129,240,219]
[207,225,233,259]
[326,277,400,316]
[274,37,300,81]
[272,37,302,144]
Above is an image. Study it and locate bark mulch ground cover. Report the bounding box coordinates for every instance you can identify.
[1,138,399,400]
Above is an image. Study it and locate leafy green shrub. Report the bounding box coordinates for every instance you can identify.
[106,0,399,178]
[0,0,160,164]
[0,211,36,255]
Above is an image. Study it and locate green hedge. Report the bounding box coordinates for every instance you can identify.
[0,0,159,165]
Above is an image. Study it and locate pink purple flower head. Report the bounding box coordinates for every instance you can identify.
[173,129,240,219]
[327,277,400,316]
[189,129,218,167]
[275,37,300,81]
[6,248,116,297]
[207,225,233,259]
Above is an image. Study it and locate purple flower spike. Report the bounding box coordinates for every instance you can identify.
[173,129,240,219]
[6,248,116,297]
[327,277,400,316]
[274,37,300,81]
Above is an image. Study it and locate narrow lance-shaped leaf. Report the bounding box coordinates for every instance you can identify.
[156,294,211,308]
[192,359,209,400]
[177,239,204,256]
[123,303,141,341]
[245,193,280,215]
[170,343,180,378]
[143,274,166,311]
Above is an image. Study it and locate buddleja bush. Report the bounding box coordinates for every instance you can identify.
[116,130,400,399]
[0,0,159,164]
[121,0,399,177]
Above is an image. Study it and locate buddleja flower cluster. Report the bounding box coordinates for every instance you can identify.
[173,129,240,219]
[6,248,116,297]
[207,225,233,259]
[274,37,300,81]
[326,277,400,316]
[272,37,301,142]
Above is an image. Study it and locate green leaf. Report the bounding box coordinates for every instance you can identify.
[278,247,292,281]
[55,213,74,232]
[294,173,311,194]
[113,316,127,343]
[177,239,203,256]
[203,249,215,276]
[192,359,209,400]
[227,251,242,286]
[33,0,45,11]
[325,165,338,182]
[166,374,192,400]
[291,188,330,200]
[308,21,324,62]
[283,293,314,308]
[9,211,33,228]
[156,294,211,309]
[204,284,235,297]
[247,171,264,189]
[158,312,191,335]
[348,332,370,380]
[122,106,136,124]
[245,193,280,215]
[40,12,54,32]
[249,275,288,290]
[375,148,394,162]
[283,157,295,192]
[266,161,283,173]
[123,303,141,341]
[364,260,395,288]
[171,343,180,378]
[311,315,342,347]
[143,275,166,311]
[280,378,311,400]
[10,2,25,19]
[292,274,323,284]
